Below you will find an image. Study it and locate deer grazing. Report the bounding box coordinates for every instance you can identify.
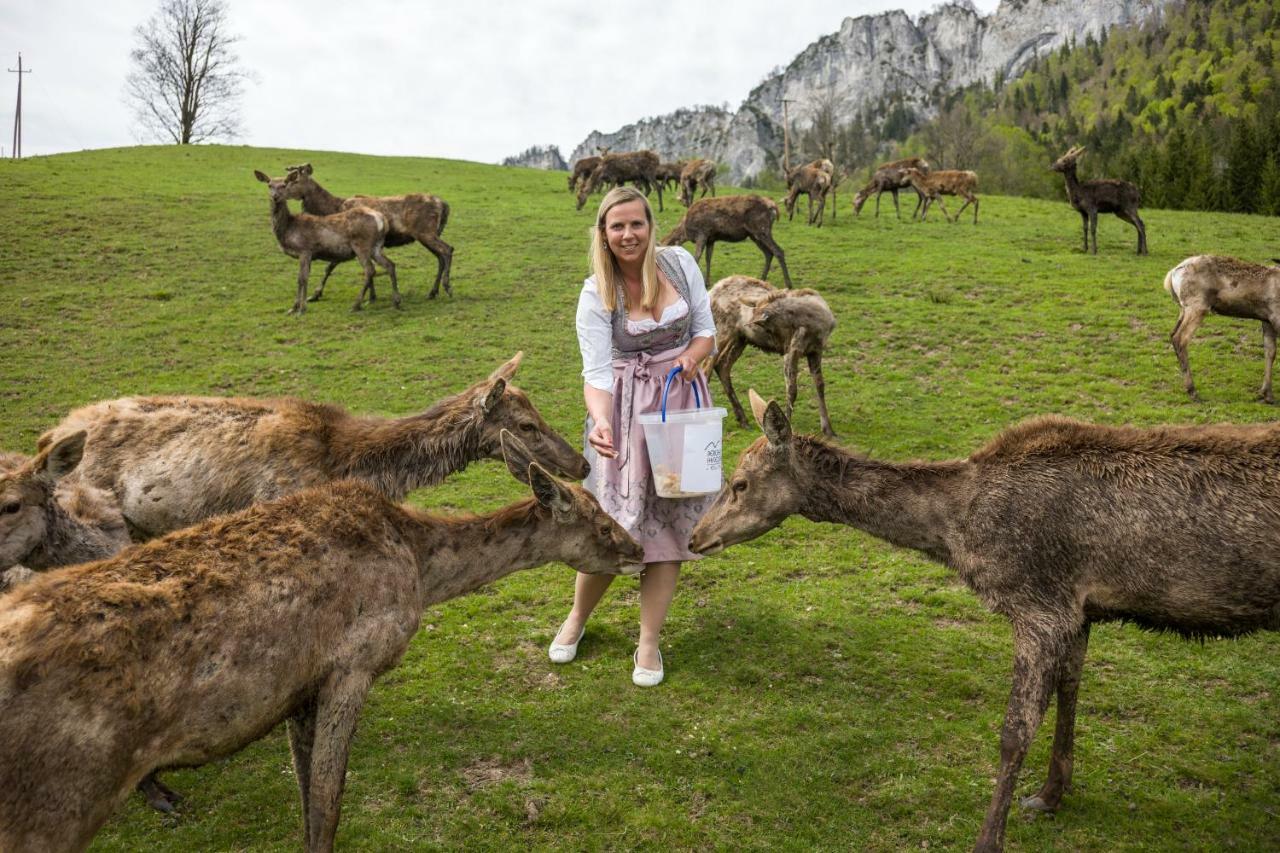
[784,163,832,227]
[678,158,717,207]
[0,432,644,853]
[1051,145,1147,255]
[661,195,793,289]
[691,394,1280,852]
[576,150,662,211]
[852,157,929,219]
[254,169,397,315]
[655,159,687,192]
[42,354,589,539]
[1164,255,1280,403]
[568,147,610,192]
[704,277,836,436]
[903,168,980,224]
[282,163,455,299]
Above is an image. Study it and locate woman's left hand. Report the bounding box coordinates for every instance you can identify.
[673,352,700,381]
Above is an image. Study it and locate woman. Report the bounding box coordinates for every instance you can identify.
[550,186,717,687]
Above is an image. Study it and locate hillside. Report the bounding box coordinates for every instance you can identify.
[1,146,1278,851]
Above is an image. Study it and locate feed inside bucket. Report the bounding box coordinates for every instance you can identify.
[636,367,727,498]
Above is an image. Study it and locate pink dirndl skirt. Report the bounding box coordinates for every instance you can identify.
[584,346,718,565]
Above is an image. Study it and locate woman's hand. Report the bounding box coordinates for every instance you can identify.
[673,352,700,382]
[587,418,616,458]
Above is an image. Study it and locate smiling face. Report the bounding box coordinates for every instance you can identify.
[602,199,651,267]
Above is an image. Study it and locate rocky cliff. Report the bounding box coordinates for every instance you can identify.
[567,0,1169,182]
[502,145,569,171]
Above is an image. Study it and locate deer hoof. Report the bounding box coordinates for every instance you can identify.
[1259,392,1275,405]
[1019,794,1057,814]
[306,293,322,303]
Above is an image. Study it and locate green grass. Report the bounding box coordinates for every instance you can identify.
[1,145,1278,851]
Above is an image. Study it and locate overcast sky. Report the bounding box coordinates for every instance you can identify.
[2,0,1000,162]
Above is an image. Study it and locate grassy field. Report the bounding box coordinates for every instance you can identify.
[1,145,1277,851]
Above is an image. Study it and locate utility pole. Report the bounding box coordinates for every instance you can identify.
[9,53,32,159]
[782,98,794,175]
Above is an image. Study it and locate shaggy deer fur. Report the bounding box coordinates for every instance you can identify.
[254,169,396,315]
[783,164,832,227]
[852,157,929,219]
[42,354,590,539]
[678,158,717,207]
[903,168,980,224]
[0,433,644,852]
[691,394,1280,852]
[1164,254,1280,403]
[282,163,454,299]
[704,277,836,436]
[655,159,687,192]
[576,150,662,211]
[1051,145,1147,255]
[661,195,793,289]
[568,147,609,192]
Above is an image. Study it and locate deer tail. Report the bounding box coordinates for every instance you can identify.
[438,200,450,236]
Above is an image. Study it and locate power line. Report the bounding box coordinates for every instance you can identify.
[8,53,33,159]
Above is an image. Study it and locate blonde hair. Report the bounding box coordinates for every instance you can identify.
[589,186,660,313]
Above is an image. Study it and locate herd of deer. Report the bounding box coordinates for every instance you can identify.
[2,140,1276,851]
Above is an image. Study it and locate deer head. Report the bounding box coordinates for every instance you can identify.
[0,431,86,568]
[253,169,302,204]
[689,391,804,555]
[472,353,592,480]
[1051,146,1085,173]
[500,430,643,573]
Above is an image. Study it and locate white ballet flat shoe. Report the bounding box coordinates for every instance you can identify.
[548,624,584,664]
[632,648,664,687]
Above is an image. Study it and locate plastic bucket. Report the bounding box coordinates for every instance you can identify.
[637,366,727,498]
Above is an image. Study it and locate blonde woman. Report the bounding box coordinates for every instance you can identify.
[550,186,717,687]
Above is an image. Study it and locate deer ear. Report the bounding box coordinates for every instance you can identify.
[748,389,770,429]
[254,170,270,183]
[529,463,574,520]
[488,352,523,383]
[478,378,506,414]
[39,431,86,481]
[763,401,792,447]
[499,429,535,484]
[301,163,313,175]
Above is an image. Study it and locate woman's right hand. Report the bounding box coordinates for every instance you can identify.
[587,418,616,458]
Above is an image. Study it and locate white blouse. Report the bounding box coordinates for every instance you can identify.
[576,246,717,391]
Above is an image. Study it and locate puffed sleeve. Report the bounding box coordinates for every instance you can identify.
[675,247,717,342]
[576,277,615,392]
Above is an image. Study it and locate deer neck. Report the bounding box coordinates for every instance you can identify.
[794,438,967,565]
[299,181,345,216]
[333,401,487,500]
[22,502,117,570]
[404,499,564,607]
[269,197,294,245]
[1061,166,1084,203]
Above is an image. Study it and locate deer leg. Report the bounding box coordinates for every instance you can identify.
[912,189,924,220]
[421,235,454,298]
[955,197,973,222]
[756,235,792,289]
[305,671,371,853]
[1261,321,1276,404]
[1170,304,1208,402]
[806,350,835,437]
[974,626,1062,853]
[289,698,318,845]
[1123,209,1149,255]
[1079,211,1089,253]
[934,196,953,224]
[309,261,341,303]
[352,253,378,312]
[655,182,663,212]
[715,338,750,428]
[786,189,797,221]
[891,188,901,220]
[703,241,715,284]
[374,246,400,309]
[137,773,183,814]
[782,346,801,419]
[874,190,882,218]
[1023,624,1090,813]
[708,179,715,197]
[973,195,980,224]
[291,254,312,316]
[1089,212,1099,255]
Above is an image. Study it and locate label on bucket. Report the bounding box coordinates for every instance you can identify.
[680,422,722,493]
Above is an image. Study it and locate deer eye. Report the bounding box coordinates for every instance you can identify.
[0,501,20,515]
[519,422,538,434]
[732,480,748,494]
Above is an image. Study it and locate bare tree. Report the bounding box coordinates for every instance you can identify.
[125,0,248,144]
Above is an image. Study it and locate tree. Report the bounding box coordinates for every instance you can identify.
[125,0,249,144]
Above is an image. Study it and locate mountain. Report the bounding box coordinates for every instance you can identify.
[567,0,1170,182]
[502,145,568,171]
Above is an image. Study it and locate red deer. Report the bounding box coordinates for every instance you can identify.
[852,157,929,219]
[678,158,717,207]
[903,167,980,224]
[783,164,832,227]
[661,195,793,289]
[1051,145,1148,255]
[576,150,662,211]
[568,146,610,192]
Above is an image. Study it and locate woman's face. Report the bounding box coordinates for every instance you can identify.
[602,200,650,265]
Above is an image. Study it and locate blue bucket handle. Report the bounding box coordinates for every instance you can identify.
[660,365,701,422]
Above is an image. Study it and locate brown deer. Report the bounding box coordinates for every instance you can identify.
[282,163,454,299]
[655,159,687,192]
[903,168,980,224]
[678,158,717,207]
[852,157,929,219]
[254,169,397,315]
[0,432,644,853]
[661,195,793,289]
[1051,145,1147,255]
[691,393,1280,853]
[1164,255,1280,403]
[783,164,832,227]
[576,150,662,211]
[568,146,610,192]
[704,277,836,436]
[41,354,590,539]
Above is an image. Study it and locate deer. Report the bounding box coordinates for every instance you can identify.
[568,147,610,193]
[852,156,929,219]
[903,168,980,224]
[655,159,687,192]
[253,169,397,315]
[678,158,717,207]
[0,432,645,853]
[703,277,836,436]
[807,159,843,222]
[1164,255,1280,403]
[661,195,793,290]
[576,150,663,211]
[783,164,833,227]
[281,163,454,300]
[690,392,1280,852]
[1051,145,1147,255]
[41,354,590,540]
